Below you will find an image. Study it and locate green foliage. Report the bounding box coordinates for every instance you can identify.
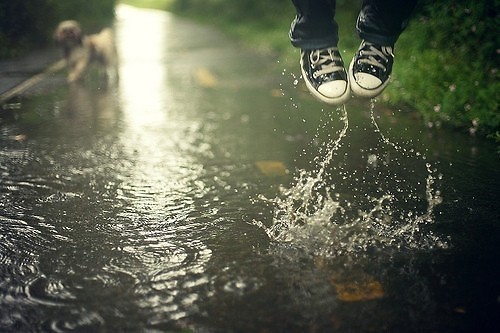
[49,0,117,31]
[120,0,174,11]
[0,0,51,57]
[488,131,500,154]
[0,0,116,58]
[170,0,289,23]
[166,0,297,53]
[384,0,499,135]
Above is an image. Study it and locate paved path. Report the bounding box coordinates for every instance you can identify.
[0,48,64,103]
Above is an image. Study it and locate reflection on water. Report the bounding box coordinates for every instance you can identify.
[1,4,499,333]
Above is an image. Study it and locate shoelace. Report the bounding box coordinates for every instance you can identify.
[357,42,393,71]
[309,47,344,78]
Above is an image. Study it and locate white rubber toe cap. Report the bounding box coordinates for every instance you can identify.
[318,80,348,99]
[301,67,351,105]
[348,59,389,98]
[353,73,382,90]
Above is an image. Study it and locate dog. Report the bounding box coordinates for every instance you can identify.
[54,20,118,84]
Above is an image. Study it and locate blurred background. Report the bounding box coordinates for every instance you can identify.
[1,0,498,143]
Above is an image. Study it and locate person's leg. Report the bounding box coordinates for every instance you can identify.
[289,0,350,105]
[349,0,418,98]
[289,0,338,49]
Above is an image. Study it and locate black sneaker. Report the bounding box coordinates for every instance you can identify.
[300,47,350,105]
[349,41,394,98]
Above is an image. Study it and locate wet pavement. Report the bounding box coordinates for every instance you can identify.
[1,4,500,333]
[0,48,62,103]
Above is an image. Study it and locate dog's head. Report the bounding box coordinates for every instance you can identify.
[54,20,83,47]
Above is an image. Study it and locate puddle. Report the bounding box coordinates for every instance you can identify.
[0,4,499,333]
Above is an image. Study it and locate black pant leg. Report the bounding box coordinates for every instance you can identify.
[289,0,339,49]
[356,0,418,45]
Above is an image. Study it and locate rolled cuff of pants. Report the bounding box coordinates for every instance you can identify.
[356,0,417,46]
[357,29,402,46]
[289,29,338,49]
[288,0,339,50]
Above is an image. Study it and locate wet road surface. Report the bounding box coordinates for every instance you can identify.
[1,5,499,333]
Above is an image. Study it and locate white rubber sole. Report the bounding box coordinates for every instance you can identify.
[348,58,390,98]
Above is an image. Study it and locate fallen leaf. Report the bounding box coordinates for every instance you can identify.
[10,134,27,142]
[194,67,218,88]
[255,160,288,177]
[331,275,384,302]
[270,89,284,97]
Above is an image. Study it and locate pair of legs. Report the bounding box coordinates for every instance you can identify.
[290,0,417,104]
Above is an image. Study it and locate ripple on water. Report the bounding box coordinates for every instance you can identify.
[0,216,60,331]
[102,214,213,324]
[0,170,78,330]
[0,216,49,267]
[48,311,105,333]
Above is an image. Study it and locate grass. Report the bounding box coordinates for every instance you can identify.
[120,0,174,10]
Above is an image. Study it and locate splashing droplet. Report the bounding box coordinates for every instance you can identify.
[255,101,447,257]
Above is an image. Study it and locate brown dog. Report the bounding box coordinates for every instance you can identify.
[54,20,118,84]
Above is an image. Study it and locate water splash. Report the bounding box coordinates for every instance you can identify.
[256,100,447,257]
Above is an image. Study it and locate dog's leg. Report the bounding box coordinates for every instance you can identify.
[68,58,88,83]
[106,62,119,84]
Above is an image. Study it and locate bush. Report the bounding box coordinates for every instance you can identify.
[386,0,499,134]
[50,0,117,32]
[0,0,51,57]
[0,0,116,58]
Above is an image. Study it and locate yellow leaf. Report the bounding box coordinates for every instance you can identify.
[194,67,218,88]
[331,275,384,302]
[255,160,288,177]
[270,88,284,97]
[9,134,27,142]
